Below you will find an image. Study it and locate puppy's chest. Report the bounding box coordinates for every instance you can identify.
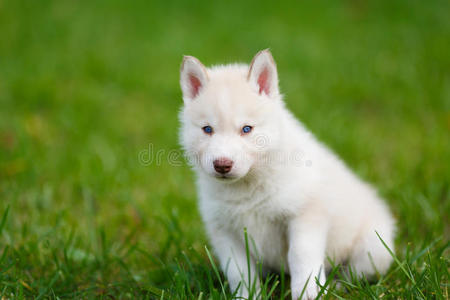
[201,180,298,269]
[240,212,288,270]
[213,200,289,270]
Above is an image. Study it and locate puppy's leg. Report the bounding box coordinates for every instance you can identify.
[210,231,260,298]
[288,215,328,300]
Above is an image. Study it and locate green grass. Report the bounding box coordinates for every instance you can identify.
[0,0,449,298]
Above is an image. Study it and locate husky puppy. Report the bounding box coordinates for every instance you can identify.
[179,50,395,299]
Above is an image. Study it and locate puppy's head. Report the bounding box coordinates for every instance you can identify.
[179,50,283,182]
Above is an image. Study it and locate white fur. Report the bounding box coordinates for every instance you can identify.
[179,50,395,300]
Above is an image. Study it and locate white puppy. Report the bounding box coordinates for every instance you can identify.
[179,50,395,300]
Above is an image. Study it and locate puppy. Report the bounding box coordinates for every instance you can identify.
[179,49,395,299]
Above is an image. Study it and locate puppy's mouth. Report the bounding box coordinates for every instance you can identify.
[214,174,234,180]
[212,172,241,182]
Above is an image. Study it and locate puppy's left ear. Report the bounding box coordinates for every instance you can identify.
[248,49,279,98]
[180,55,209,101]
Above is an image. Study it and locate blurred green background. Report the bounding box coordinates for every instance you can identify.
[0,0,449,298]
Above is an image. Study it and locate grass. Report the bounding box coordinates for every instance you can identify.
[0,0,449,298]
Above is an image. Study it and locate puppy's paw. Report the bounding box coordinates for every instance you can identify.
[291,282,320,300]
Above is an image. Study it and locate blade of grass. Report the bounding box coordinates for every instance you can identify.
[0,205,10,235]
[204,245,227,298]
[376,231,426,299]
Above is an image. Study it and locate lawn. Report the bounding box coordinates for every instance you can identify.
[0,0,449,298]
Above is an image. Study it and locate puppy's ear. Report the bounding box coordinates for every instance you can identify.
[248,49,279,98]
[180,56,209,101]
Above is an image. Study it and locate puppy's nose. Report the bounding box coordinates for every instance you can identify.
[213,158,233,174]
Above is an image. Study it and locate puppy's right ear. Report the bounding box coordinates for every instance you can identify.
[180,56,208,101]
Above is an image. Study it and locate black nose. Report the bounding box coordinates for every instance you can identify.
[213,158,233,174]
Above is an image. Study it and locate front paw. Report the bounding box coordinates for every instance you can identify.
[291,281,319,300]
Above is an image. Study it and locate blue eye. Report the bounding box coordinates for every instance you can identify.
[202,126,213,134]
[242,125,253,134]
